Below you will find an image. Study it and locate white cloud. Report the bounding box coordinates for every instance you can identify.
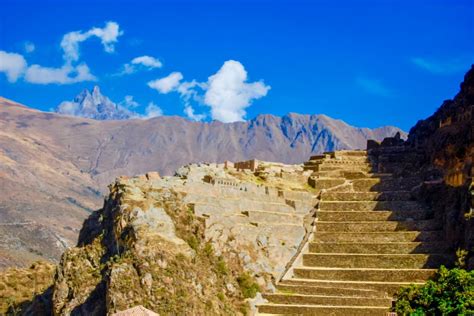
[24,42,35,53]
[147,60,270,122]
[148,72,183,93]
[121,95,139,108]
[117,55,162,75]
[148,75,206,121]
[0,51,27,82]
[60,21,123,62]
[25,63,96,84]
[144,102,164,118]
[132,56,162,68]
[204,60,270,122]
[56,101,80,115]
[184,105,205,121]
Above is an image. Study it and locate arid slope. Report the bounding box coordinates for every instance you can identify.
[0,97,404,266]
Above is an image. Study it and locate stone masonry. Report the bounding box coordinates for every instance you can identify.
[257,150,453,315]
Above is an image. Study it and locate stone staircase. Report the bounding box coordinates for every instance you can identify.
[257,150,452,315]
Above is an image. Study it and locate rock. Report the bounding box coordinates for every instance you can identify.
[112,306,159,316]
[141,273,153,290]
[146,172,161,180]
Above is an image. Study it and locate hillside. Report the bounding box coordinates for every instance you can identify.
[0,97,404,266]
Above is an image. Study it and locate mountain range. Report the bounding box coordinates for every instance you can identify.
[0,93,405,267]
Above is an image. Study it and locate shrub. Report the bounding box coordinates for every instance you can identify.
[216,257,228,276]
[237,273,260,299]
[392,266,474,315]
[186,235,199,251]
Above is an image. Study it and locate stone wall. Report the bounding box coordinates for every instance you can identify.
[234,159,260,171]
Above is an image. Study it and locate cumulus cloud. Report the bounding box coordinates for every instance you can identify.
[24,42,35,53]
[204,60,270,122]
[355,76,392,97]
[148,72,184,93]
[25,63,96,84]
[132,56,162,68]
[118,55,162,75]
[144,102,164,118]
[147,60,270,122]
[0,51,27,82]
[0,22,122,85]
[148,74,207,121]
[61,21,123,62]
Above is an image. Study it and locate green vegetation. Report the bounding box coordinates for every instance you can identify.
[392,266,474,315]
[237,273,260,299]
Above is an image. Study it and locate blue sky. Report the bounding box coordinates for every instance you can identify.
[0,0,473,130]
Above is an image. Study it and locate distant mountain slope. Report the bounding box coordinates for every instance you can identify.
[0,96,405,266]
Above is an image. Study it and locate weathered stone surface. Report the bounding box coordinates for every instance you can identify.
[112,305,159,316]
[8,159,314,315]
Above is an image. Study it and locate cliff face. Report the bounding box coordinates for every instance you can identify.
[408,65,474,187]
[409,66,474,268]
[370,66,474,268]
[53,175,249,315]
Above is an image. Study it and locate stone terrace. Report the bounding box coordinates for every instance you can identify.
[257,150,453,315]
[143,162,318,285]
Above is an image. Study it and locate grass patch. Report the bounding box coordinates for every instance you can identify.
[237,273,260,299]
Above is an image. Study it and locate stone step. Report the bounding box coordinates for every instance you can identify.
[303,253,452,269]
[308,177,346,191]
[245,210,304,225]
[331,150,368,158]
[309,241,450,254]
[280,278,423,296]
[192,199,295,217]
[318,164,372,172]
[316,220,442,232]
[310,171,392,180]
[318,200,423,211]
[257,303,388,315]
[317,210,430,222]
[293,267,437,282]
[262,293,392,307]
[351,177,421,192]
[342,172,393,180]
[313,231,444,243]
[275,283,383,298]
[320,191,412,201]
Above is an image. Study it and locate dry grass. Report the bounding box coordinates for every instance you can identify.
[0,261,55,314]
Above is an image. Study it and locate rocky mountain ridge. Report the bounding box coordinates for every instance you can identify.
[55,86,134,120]
[0,97,404,266]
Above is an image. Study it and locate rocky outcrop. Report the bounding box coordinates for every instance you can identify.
[408,65,473,186]
[8,161,314,315]
[369,65,474,268]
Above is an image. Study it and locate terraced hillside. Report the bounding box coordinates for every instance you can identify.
[258,150,453,315]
